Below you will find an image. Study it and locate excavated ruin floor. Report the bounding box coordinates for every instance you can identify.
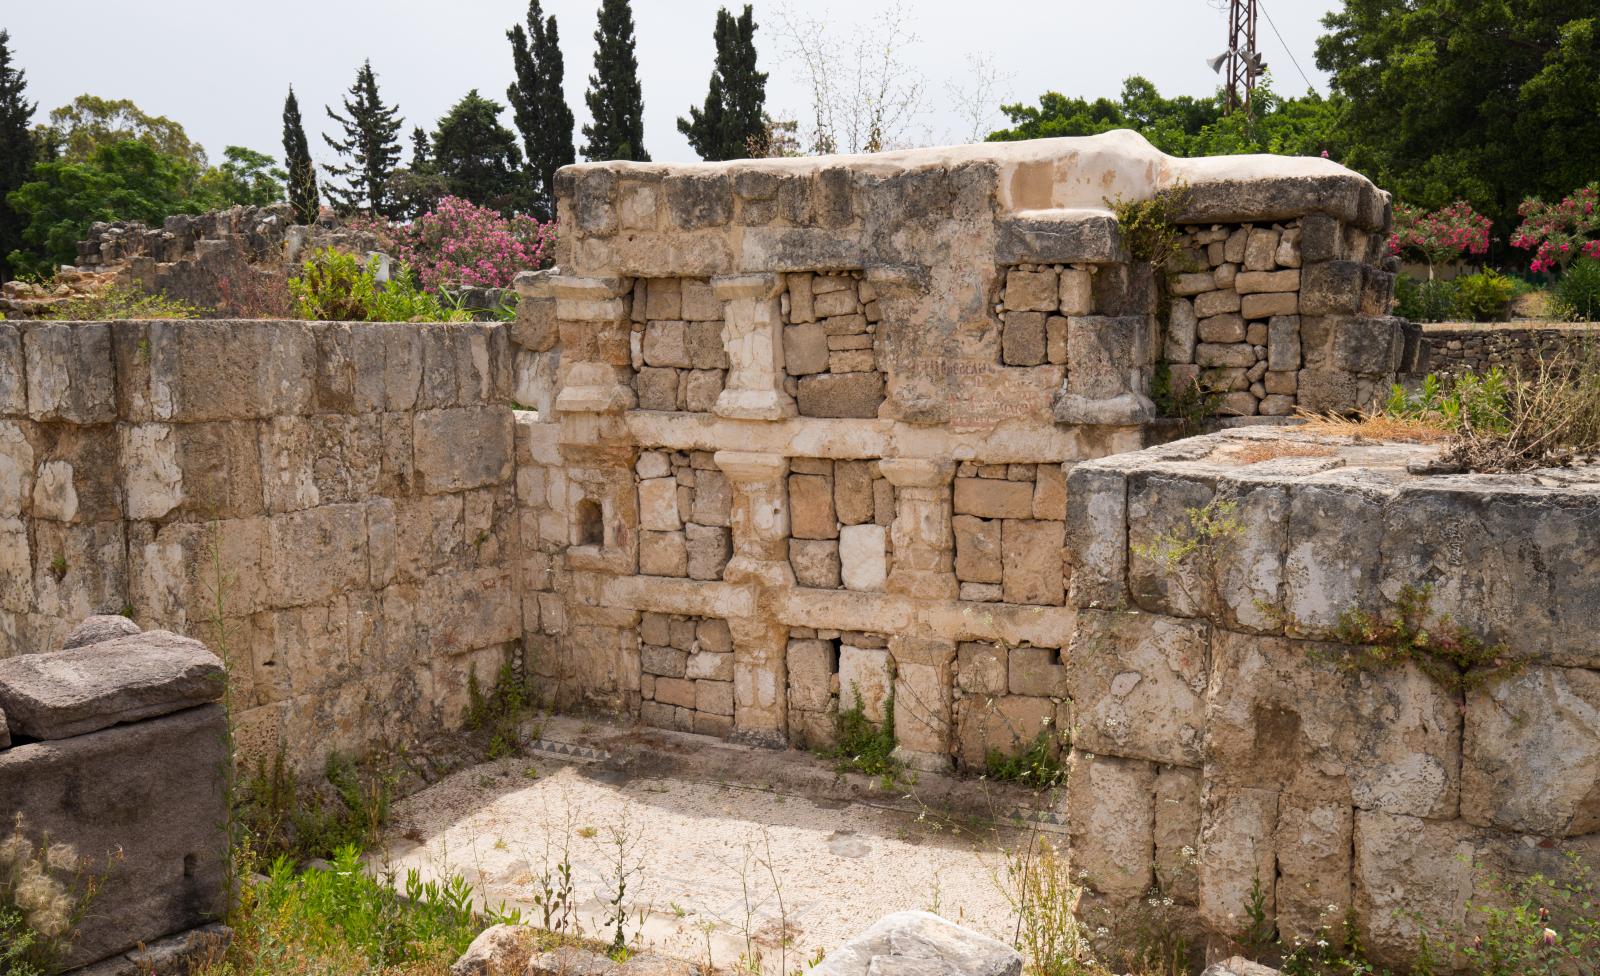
[377,715,1048,968]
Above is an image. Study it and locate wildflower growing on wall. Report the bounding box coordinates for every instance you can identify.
[1388,200,1492,279]
[1512,182,1600,274]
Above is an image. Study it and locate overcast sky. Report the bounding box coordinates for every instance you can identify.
[4,0,1341,170]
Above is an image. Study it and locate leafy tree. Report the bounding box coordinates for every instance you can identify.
[677,5,768,161]
[281,86,318,224]
[0,29,39,282]
[581,0,649,162]
[1316,0,1600,255]
[430,90,524,214]
[194,146,287,208]
[46,94,206,167]
[5,140,193,276]
[322,61,404,216]
[507,0,575,220]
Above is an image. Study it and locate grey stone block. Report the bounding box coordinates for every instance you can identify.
[1296,369,1358,414]
[808,910,1021,976]
[1332,317,1401,375]
[636,366,680,411]
[61,615,142,650]
[1299,260,1364,316]
[1267,316,1301,372]
[1002,312,1047,366]
[797,372,884,419]
[0,631,222,741]
[685,523,732,580]
[790,538,842,589]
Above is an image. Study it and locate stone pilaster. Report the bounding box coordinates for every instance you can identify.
[711,273,794,420]
[551,276,635,415]
[715,451,794,589]
[878,458,959,601]
[890,634,956,773]
[728,615,789,749]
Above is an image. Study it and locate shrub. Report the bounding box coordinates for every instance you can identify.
[1389,199,1492,279]
[818,679,905,785]
[985,730,1066,789]
[1453,270,1519,322]
[0,814,113,976]
[289,247,471,322]
[38,284,199,320]
[1512,182,1600,274]
[1394,275,1459,322]
[393,196,557,291]
[1552,256,1600,322]
[1414,852,1600,976]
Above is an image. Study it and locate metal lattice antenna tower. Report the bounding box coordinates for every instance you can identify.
[1225,0,1260,115]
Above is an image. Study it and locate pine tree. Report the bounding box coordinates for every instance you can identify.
[508,0,575,220]
[409,126,430,172]
[322,60,403,216]
[281,86,318,225]
[678,6,767,161]
[581,0,649,162]
[431,90,525,213]
[0,29,39,281]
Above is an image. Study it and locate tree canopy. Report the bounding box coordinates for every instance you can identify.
[678,5,768,161]
[508,0,575,220]
[323,61,404,216]
[47,94,207,168]
[0,29,39,281]
[582,0,649,161]
[430,90,525,215]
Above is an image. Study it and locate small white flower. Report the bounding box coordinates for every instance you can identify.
[1095,927,1108,936]
[1163,897,1173,906]
[1327,903,1338,912]
[1317,940,1328,948]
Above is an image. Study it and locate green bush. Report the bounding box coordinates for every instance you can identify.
[985,731,1066,789]
[1552,256,1600,322]
[289,247,472,322]
[1394,276,1459,323]
[818,679,906,785]
[1453,270,1519,322]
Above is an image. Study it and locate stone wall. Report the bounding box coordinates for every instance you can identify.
[1059,427,1600,970]
[0,318,522,768]
[1425,325,1598,376]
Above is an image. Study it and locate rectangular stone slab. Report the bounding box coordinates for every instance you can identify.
[0,630,222,740]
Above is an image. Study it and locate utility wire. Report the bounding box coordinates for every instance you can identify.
[1257,0,1316,91]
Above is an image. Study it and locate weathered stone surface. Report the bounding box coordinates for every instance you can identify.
[1196,343,1255,368]
[1194,289,1242,318]
[1241,291,1297,319]
[685,523,732,580]
[1154,765,1201,904]
[1059,269,1092,315]
[1352,811,1480,969]
[0,631,221,740]
[696,679,734,715]
[61,614,141,650]
[1007,646,1065,697]
[413,406,514,494]
[690,469,732,527]
[1242,228,1281,271]
[953,479,1033,520]
[1067,751,1155,898]
[1202,958,1281,976]
[790,474,838,540]
[1032,464,1066,521]
[1299,261,1363,316]
[1004,270,1059,312]
[1000,519,1064,606]
[1198,313,1246,344]
[636,367,678,411]
[697,617,732,653]
[654,676,697,708]
[1234,269,1297,294]
[1067,609,1208,766]
[1172,273,1216,296]
[834,460,874,525]
[643,321,690,368]
[449,923,531,976]
[0,704,226,966]
[1331,317,1399,374]
[790,538,842,589]
[807,910,1021,976]
[645,278,682,320]
[1197,785,1277,937]
[638,530,688,577]
[1275,795,1354,944]
[839,524,887,592]
[1266,315,1301,371]
[686,651,733,681]
[788,639,835,711]
[684,369,724,412]
[1295,369,1356,414]
[838,644,891,721]
[1166,298,1198,364]
[797,372,883,419]
[957,642,1006,696]
[951,515,1002,584]
[1064,315,1154,402]
[784,323,829,376]
[1002,312,1047,366]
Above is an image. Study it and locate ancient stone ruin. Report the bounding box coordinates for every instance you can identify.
[2,131,1593,972]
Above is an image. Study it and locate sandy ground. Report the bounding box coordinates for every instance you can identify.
[377,715,1052,969]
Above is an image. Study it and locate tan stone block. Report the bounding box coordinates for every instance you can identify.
[1067,751,1156,898]
[654,676,697,708]
[646,278,681,320]
[788,474,837,540]
[413,406,514,495]
[953,478,1033,519]
[1197,785,1277,937]
[873,479,895,526]
[1215,262,1238,288]
[694,712,733,738]
[788,272,815,323]
[696,679,734,715]
[810,276,853,295]
[686,651,733,681]
[1197,342,1255,367]
[1224,227,1249,264]
[782,323,829,377]
[838,644,891,722]
[1002,312,1047,367]
[640,700,673,728]
[894,660,952,754]
[638,477,681,532]
[1067,609,1208,767]
[696,617,731,654]
[1259,394,1296,416]
[267,504,367,608]
[1276,228,1303,268]
[957,694,1063,768]
[1243,228,1281,271]
[1194,289,1242,318]
[1172,273,1216,296]
[790,538,841,588]
[1154,766,1201,904]
[681,279,721,320]
[691,469,732,527]
[643,320,691,368]
[833,460,873,525]
[1008,646,1066,697]
[1198,313,1246,344]
[1165,300,1197,364]
[1241,291,1299,319]
[1059,269,1093,315]
[642,644,687,678]
[685,523,731,580]
[1234,269,1299,294]
[1033,464,1067,520]
[1005,270,1059,312]
[827,333,872,351]
[28,519,126,624]
[828,349,875,373]
[639,530,688,577]
[392,494,463,583]
[822,313,868,336]
[839,523,887,592]
[957,642,1006,695]
[813,289,860,318]
[1216,391,1259,415]
[1275,796,1354,944]
[952,515,1001,584]
[1463,665,1600,836]
[1264,370,1297,395]
[1352,811,1481,969]
[1046,315,1069,364]
[640,612,670,646]
[788,639,836,711]
[1001,518,1065,606]
[420,567,519,656]
[669,617,697,650]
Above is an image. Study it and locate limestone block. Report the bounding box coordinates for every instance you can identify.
[511,296,558,352]
[1007,646,1065,697]
[833,461,874,525]
[1002,312,1047,367]
[1234,269,1298,294]
[685,523,732,580]
[1263,371,1297,395]
[1047,315,1069,364]
[1001,519,1065,606]
[698,618,732,652]
[788,639,835,711]
[1197,343,1255,368]
[839,523,887,592]
[639,530,688,577]
[1197,786,1277,937]
[1005,270,1059,312]
[1266,315,1301,371]
[1223,228,1249,263]
[1172,273,1216,296]
[0,325,23,416]
[687,651,733,682]
[690,469,732,527]
[681,279,720,320]
[1296,369,1356,414]
[654,675,697,708]
[874,478,895,526]
[822,314,868,337]
[413,407,513,494]
[669,617,697,650]
[1275,796,1354,944]
[829,349,875,372]
[895,659,952,755]
[638,477,681,532]
[1462,665,1600,836]
[1299,261,1363,316]
[952,515,1002,584]
[1166,298,1198,364]
[420,567,520,656]
[639,613,670,646]
[686,320,730,370]
[0,422,32,519]
[784,323,829,375]
[61,614,141,650]
[26,322,115,425]
[1276,228,1303,268]
[645,278,681,320]
[1029,466,1066,523]
[1154,765,1202,904]
[955,642,1006,696]
[641,644,688,678]
[788,273,815,323]
[953,478,1033,520]
[685,369,724,412]
[1241,292,1298,320]
[643,320,691,368]
[636,452,670,480]
[1352,811,1480,968]
[1204,631,1461,819]
[1242,228,1281,271]
[1194,289,1242,318]
[267,504,366,608]
[1332,316,1399,374]
[636,367,678,411]
[838,644,891,721]
[797,372,884,419]
[789,474,837,539]
[1198,313,1246,344]
[1215,262,1238,288]
[790,538,841,588]
[1063,464,1126,609]
[806,910,1022,976]
[1282,483,1384,630]
[1059,269,1093,315]
[1066,609,1208,766]
[1258,394,1296,415]
[640,700,673,728]
[696,679,734,715]
[1067,751,1156,898]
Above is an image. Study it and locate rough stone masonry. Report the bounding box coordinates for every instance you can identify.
[9,130,1586,970]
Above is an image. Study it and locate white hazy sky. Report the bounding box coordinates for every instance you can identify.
[3,0,1340,169]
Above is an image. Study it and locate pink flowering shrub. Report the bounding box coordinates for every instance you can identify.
[1511,182,1600,274]
[1388,200,1492,278]
[392,197,557,291]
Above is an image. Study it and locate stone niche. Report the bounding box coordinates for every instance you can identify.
[634,448,733,581]
[630,277,729,413]
[780,271,886,419]
[637,612,734,737]
[786,458,894,590]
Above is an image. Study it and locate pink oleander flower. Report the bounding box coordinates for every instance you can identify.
[1388,200,1492,279]
[1514,182,1600,274]
[392,196,558,291]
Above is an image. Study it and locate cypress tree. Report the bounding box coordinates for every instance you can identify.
[281,86,318,225]
[678,6,767,161]
[409,126,431,171]
[0,29,39,281]
[322,60,404,216]
[508,0,575,220]
[431,90,525,213]
[581,0,649,162]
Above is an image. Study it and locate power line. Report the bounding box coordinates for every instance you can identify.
[1257,0,1315,91]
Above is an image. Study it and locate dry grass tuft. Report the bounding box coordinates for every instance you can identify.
[1230,438,1340,465]
[1293,411,1449,444]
